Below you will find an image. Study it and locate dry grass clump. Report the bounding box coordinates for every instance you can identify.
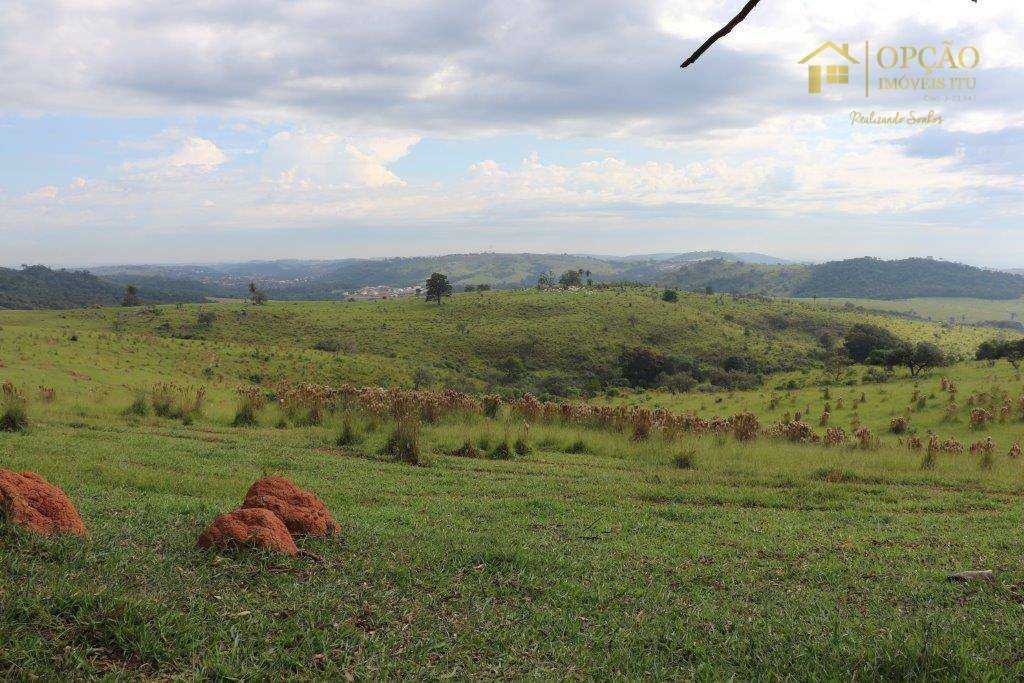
[730,411,760,441]
[766,420,818,443]
[151,383,206,423]
[889,416,909,434]
[969,408,993,430]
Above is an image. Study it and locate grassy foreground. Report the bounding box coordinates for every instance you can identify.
[4,385,1024,678]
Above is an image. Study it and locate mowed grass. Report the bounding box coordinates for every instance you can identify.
[3,295,1024,678]
[5,405,1024,679]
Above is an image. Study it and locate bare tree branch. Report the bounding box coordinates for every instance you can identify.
[680,0,978,69]
[679,0,762,69]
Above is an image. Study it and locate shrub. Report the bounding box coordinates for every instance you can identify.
[481,395,502,418]
[565,439,591,454]
[451,440,482,458]
[514,437,532,456]
[0,381,28,432]
[123,389,150,417]
[488,442,514,460]
[312,339,341,353]
[658,372,697,393]
[672,450,696,469]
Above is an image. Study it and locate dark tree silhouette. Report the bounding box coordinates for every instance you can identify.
[424,273,452,304]
[248,282,268,305]
[121,284,140,307]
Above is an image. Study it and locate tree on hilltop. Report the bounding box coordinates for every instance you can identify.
[425,273,452,304]
[121,285,140,307]
[248,282,268,305]
[558,270,582,289]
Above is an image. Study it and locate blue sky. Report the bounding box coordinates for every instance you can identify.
[1,0,1022,267]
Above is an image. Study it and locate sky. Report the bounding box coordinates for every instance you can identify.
[1,0,1022,267]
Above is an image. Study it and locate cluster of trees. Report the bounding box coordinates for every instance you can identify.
[617,347,762,392]
[976,338,1024,368]
[831,323,947,378]
[537,269,593,289]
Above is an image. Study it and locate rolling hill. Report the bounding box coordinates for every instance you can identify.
[790,258,1024,300]
[0,266,209,310]
[0,287,994,396]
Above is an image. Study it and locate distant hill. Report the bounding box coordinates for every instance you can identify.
[7,254,1020,310]
[791,258,1024,300]
[0,265,208,309]
[577,251,791,264]
[652,259,811,295]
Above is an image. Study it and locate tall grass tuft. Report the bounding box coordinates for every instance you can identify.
[335,414,362,446]
[232,385,266,427]
[382,411,426,465]
[0,381,28,432]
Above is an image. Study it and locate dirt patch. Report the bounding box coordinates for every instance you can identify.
[196,507,298,556]
[0,470,88,537]
[241,476,339,538]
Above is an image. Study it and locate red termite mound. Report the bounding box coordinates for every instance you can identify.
[0,470,88,537]
[196,507,298,556]
[241,476,339,538]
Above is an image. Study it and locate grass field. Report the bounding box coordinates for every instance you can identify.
[805,295,1024,326]
[4,292,1024,678]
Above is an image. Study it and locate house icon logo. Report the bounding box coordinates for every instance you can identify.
[799,41,859,94]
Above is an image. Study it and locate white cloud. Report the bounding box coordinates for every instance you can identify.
[124,134,226,173]
[165,137,226,168]
[262,131,418,189]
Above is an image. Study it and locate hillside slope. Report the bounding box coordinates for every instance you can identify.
[0,288,994,396]
[0,266,209,309]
